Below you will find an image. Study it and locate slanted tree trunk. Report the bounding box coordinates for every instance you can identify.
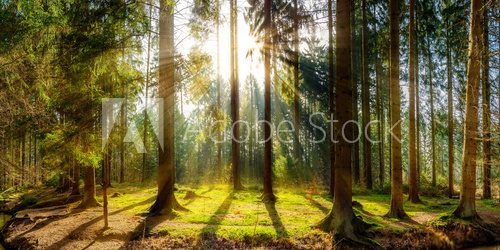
[149,0,183,215]
[328,0,335,197]
[230,0,242,190]
[386,0,408,219]
[361,0,372,190]
[446,21,455,198]
[453,0,481,219]
[408,0,420,203]
[426,37,436,187]
[481,5,491,199]
[262,0,275,203]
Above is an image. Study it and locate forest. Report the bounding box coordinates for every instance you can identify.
[0,0,499,249]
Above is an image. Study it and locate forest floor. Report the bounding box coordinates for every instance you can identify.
[0,183,499,249]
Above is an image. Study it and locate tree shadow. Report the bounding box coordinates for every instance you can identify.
[195,192,235,248]
[43,196,156,249]
[304,195,329,214]
[264,202,288,237]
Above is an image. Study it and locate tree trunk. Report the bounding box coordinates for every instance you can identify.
[70,161,80,196]
[262,0,275,202]
[293,0,301,172]
[453,0,481,219]
[216,0,222,181]
[415,17,421,188]
[142,0,153,183]
[386,0,408,218]
[446,22,454,198]
[352,1,360,185]
[149,0,183,215]
[230,0,242,190]
[408,0,420,203]
[79,166,99,208]
[426,38,436,187]
[376,58,384,188]
[481,5,491,199]
[316,0,370,243]
[361,0,372,190]
[328,0,335,197]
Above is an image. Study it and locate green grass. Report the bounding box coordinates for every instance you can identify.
[100,183,497,240]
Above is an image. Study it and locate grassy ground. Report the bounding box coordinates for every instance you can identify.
[2,183,499,249]
[101,183,499,239]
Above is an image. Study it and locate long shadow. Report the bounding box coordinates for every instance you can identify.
[195,192,235,248]
[264,202,288,237]
[304,195,329,214]
[44,196,156,249]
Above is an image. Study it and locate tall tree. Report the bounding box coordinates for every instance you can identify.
[216,0,222,181]
[386,0,408,218]
[408,0,420,203]
[262,0,275,202]
[292,0,301,168]
[453,0,481,219]
[361,0,372,190]
[317,0,370,242]
[142,0,153,183]
[445,16,454,198]
[230,0,243,190]
[149,0,182,215]
[328,0,335,196]
[426,36,437,187]
[481,4,491,199]
[352,0,360,185]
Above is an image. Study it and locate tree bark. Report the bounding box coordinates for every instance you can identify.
[453,0,481,219]
[149,0,182,215]
[263,0,275,202]
[426,37,436,187]
[142,0,153,183]
[293,0,301,170]
[408,0,420,203]
[481,4,491,199]
[328,0,335,196]
[79,166,99,208]
[446,21,455,198]
[216,0,222,181]
[352,1,360,185]
[386,0,408,218]
[230,0,242,190]
[361,0,372,190]
[316,0,370,243]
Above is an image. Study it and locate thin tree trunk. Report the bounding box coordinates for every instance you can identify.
[328,0,335,197]
[481,5,491,199]
[426,37,436,187]
[361,0,372,190]
[230,0,242,190]
[408,0,420,203]
[263,0,275,202]
[352,0,360,185]
[216,0,222,181]
[446,22,455,198]
[293,0,301,171]
[142,0,153,183]
[453,0,481,219]
[415,16,421,187]
[386,0,408,218]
